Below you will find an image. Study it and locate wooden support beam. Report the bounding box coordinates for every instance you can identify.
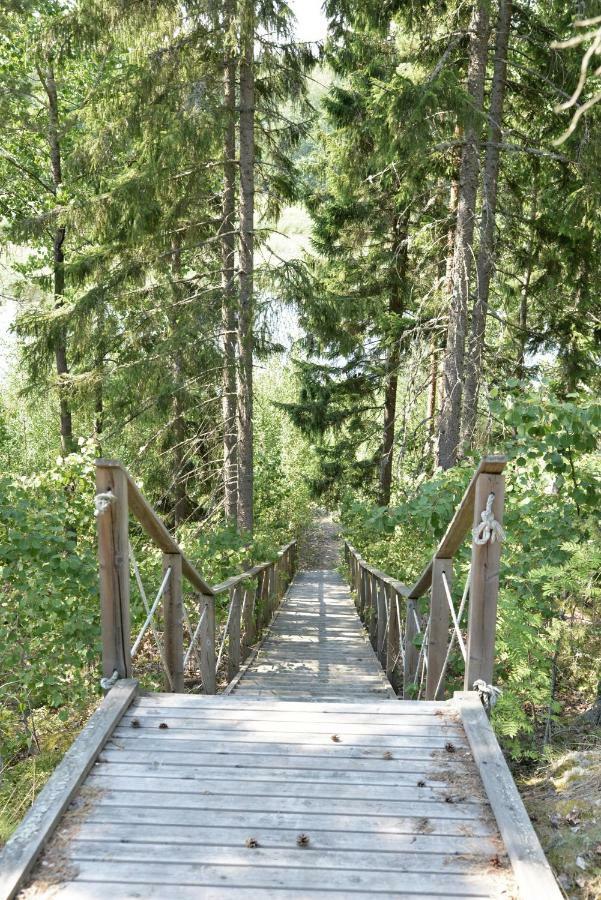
[403,599,420,696]
[162,552,184,692]
[96,462,131,679]
[227,585,242,682]
[385,585,401,692]
[241,583,256,655]
[409,456,506,599]
[455,692,562,900]
[0,680,137,900]
[376,580,387,664]
[368,574,378,649]
[199,594,216,694]
[426,559,452,700]
[96,460,214,596]
[465,472,505,689]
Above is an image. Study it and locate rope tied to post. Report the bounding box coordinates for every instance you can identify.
[94,489,116,517]
[473,492,505,545]
[473,679,502,712]
[100,670,119,691]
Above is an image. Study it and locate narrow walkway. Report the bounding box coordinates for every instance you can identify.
[11,568,516,899]
[234,570,395,700]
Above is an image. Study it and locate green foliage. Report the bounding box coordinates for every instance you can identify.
[342,386,601,758]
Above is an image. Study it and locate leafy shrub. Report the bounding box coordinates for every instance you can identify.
[341,386,601,757]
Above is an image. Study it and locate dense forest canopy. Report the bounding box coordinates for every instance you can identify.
[1,0,601,891]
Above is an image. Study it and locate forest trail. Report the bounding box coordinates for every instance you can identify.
[233,569,396,699]
[297,508,342,570]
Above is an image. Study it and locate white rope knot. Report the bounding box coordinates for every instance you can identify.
[473,492,505,545]
[473,679,502,712]
[100,670,119,691]
[94,489,115,517]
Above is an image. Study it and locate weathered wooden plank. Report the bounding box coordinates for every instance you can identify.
[0,679,137,900]
[136,694,445,713]
[108,736,454,761]
[87,804,498,836]
[91,760,462,786]
[85,786,484,820]
[426,558,452,700]
[96,461,132,679]
[50,884,493,900]
[43,859,501,895]
[227,583,242,681]
[100,745,457,772]
[119,714,463,737]
[68,839,503,875]
[199,593,216,694]
[73,821,502,855]
[112,727,467,750]
[162,552,184,692]
[464,473,504,689]
[455,692,562,900]
[87,772,483,805]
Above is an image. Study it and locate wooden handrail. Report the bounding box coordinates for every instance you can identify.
[211,541,297,595]
[344,542,411,597]
[96,458,298,694]
[97,459,214,596]
[409,455,506,598]
[344,455,507,701]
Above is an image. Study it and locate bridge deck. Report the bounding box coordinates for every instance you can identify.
[233,570,396,700]
[2,569,559,899]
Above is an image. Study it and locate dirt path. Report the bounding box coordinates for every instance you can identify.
[297,508,342,570]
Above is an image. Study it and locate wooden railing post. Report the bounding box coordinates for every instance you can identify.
[242,582,256,655]
[376,580,387,665]
[368,574,378,648]
[96,461,132,680]
[162,552,184,692]
[200,594,216,694]
[465,472,505,689]
[426,558,452,700]
[385,586,401,691]
[227,584,242,682]
[404,599,420,695]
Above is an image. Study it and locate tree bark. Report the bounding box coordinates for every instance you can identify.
[461,0,513,450]
[222,0,238,526]
[517,179,539,378]
[378,216,409,506]
[43,62,73,456]
[237,0,255,534]
[170,240,192,528]
[431,135,462,465]
[94,303,105,454]
[437,1,490,470]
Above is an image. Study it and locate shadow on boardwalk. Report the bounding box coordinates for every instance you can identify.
[297,509,341,570]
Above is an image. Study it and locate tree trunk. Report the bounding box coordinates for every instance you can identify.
[94,304,105,454]
[431,136,461,465]
[461,0,513,450]
[237,0,255,534]
[43,62,73,456]
[517,170,539,377]
[437,1,490,470]
[378,217,409,506]
[170,240,192,528]
[222,0,238,526]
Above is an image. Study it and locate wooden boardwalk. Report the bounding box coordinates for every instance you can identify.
[1,565,559,899]
[233,570,396,699]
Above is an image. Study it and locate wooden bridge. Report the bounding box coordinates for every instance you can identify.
[0,459,562,899]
